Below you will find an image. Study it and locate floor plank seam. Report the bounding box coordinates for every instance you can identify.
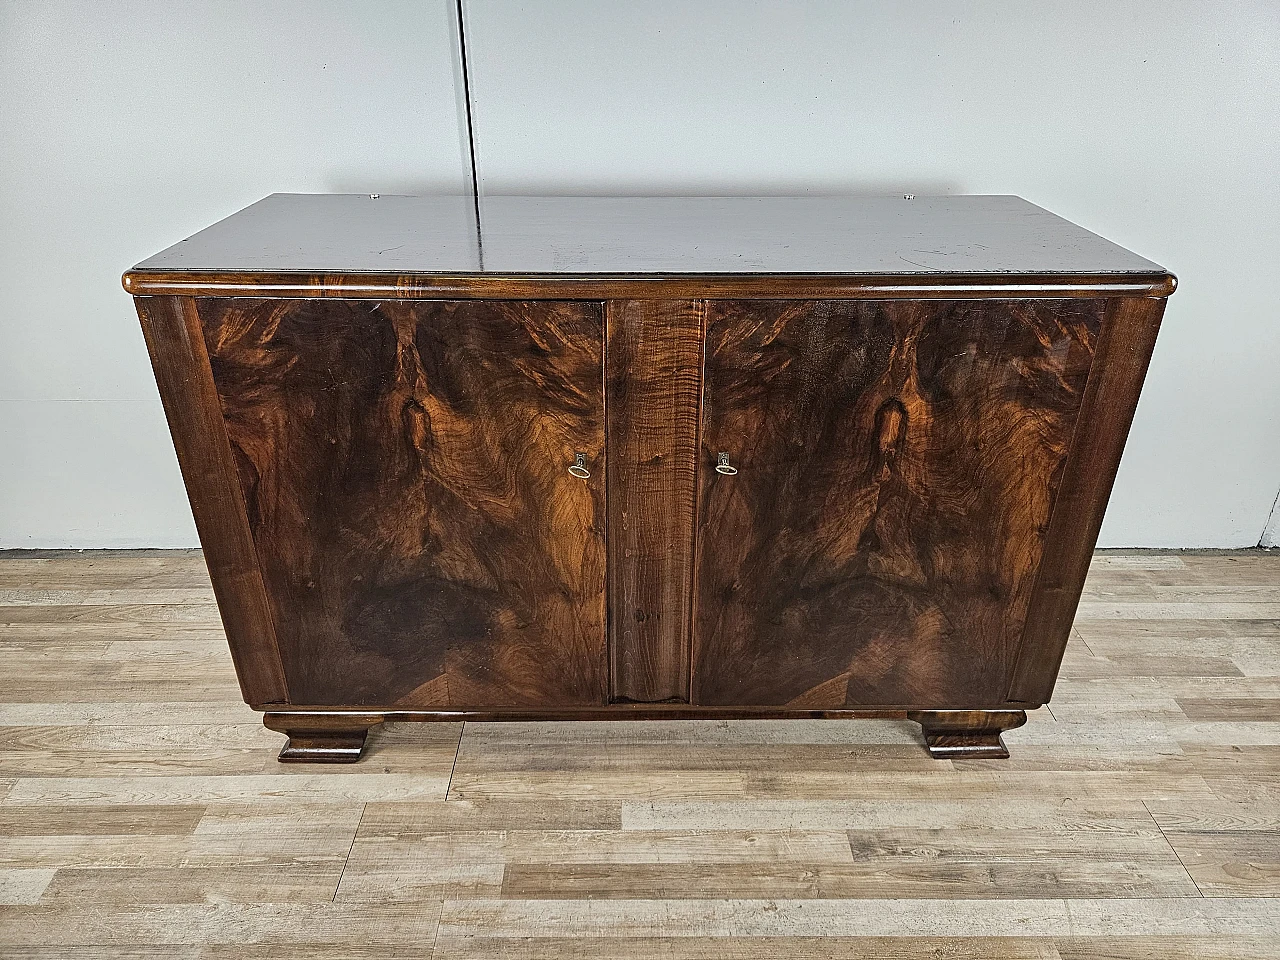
[444,721,465,800]
[1141,798,1206,899]
[424,898,445,959]
[1069,626,1094,657]
[331,801,366,903]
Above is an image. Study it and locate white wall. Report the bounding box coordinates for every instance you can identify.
[2,0,1277,547]
[0,0,470,547]
[463,0,1280,548]
[1263,499,1280,550]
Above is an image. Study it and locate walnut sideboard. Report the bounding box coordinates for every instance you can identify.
[125,194,1174,762]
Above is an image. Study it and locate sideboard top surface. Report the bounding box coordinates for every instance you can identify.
[128,194,1168,281]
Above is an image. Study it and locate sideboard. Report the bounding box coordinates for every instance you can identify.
[124,195,1174,761]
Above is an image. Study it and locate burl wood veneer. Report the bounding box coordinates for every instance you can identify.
[200,297,606,709]
[694,298,1101,709]
[126,195,1173,762]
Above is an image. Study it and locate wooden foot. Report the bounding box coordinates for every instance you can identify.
[263,712,385,763]
[907,709,1027,760]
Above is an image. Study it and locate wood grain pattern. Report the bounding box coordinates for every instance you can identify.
[263,706,914,721]
[908,709,1029,759]
[133,297,286,707]
[124,270,1177,302]
[1009,296,1168,703]
[126,195,1172,748]
[1,550,1277,957]
[606,300,704,703]
[693,298,1104,708]
[262,712,385,764]
[196,298,607,708]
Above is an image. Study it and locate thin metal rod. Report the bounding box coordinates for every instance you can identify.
[454,0,483,268]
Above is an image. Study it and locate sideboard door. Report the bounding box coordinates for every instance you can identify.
[198,298,607,708]
[692,299,1104,708]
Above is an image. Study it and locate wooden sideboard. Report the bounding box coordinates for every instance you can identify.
[125,195,1174,762]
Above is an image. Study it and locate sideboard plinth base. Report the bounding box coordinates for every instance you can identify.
[263,712,385,763]
[907,709,1028,760]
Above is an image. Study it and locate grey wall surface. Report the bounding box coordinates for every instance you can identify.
[2,0,1277,547]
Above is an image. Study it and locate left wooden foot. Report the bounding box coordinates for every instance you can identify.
[907,709,1028,759]
[262,712,385,763]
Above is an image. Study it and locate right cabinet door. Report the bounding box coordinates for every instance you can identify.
[692,298,1104,708]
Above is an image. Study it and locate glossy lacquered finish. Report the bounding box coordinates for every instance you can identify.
[127,194,1168,278]
[907,710,1030,760]
[201,298,607,708]
[606,300,704,703]
[694,298,1101,708]
[128,194,1173,762]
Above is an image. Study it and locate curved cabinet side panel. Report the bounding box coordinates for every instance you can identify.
[1008,296,1167,703]
[134,295,288,706]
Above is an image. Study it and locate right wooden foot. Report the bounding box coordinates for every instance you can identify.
[276,729,367,763]
[907,709,1028,760]
[263,712,385,763]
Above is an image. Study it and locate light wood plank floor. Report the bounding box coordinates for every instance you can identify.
[0,550,1277,958]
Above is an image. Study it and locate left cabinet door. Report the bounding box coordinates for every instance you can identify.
[197,298,607,708]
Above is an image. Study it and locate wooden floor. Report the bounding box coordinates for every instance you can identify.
[0,551,1277,958]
